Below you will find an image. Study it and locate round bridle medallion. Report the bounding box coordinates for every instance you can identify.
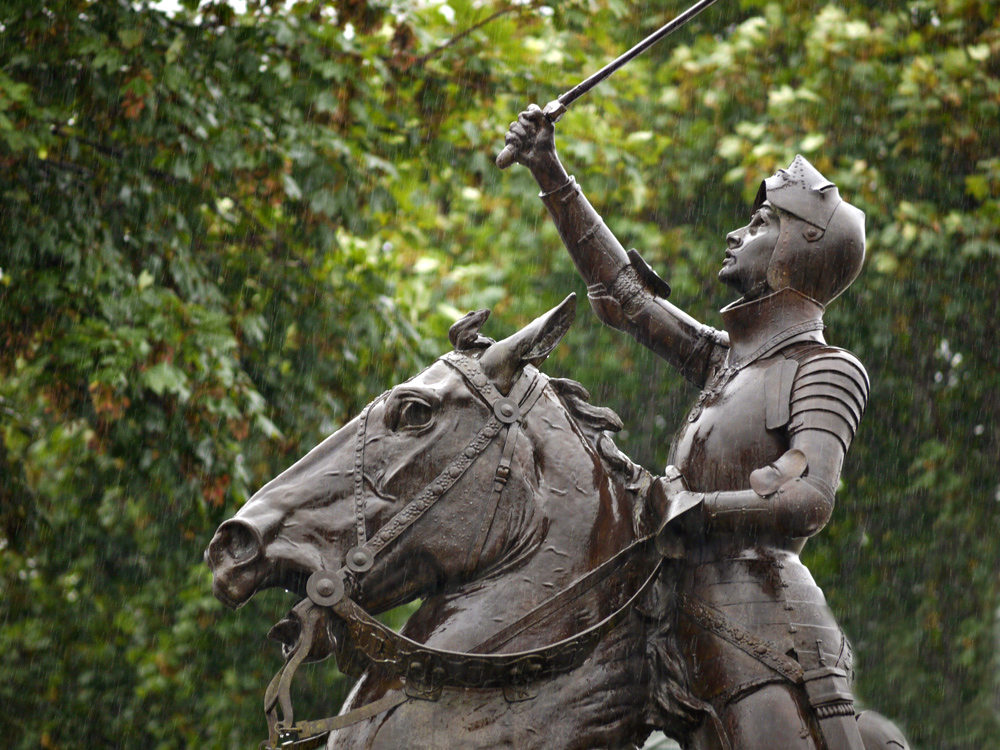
[494,397,520,424]
[306,570,345,607]
[345,546,375,572]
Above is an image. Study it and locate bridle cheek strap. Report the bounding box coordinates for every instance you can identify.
[344,354,546,583]
[455,362,549,576]
[352,395,381,550]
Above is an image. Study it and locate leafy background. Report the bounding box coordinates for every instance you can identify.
[1,0,998,748]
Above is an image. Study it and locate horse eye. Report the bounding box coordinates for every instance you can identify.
[399,400,433,428]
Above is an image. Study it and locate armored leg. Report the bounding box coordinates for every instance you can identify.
[721,683,820,750]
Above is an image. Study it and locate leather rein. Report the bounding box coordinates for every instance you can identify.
[261,351,661,749]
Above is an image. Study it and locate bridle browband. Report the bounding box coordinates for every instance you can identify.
[261,351,661,749]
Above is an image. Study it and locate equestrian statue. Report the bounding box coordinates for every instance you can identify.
[207,2,913,746]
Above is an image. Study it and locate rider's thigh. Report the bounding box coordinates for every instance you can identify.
[722,682,820,750]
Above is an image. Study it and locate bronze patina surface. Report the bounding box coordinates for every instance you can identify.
[208,41,909,748]
[207,299,698,750]
[501,107,910,750]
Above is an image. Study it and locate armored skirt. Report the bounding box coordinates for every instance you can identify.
[677,548,852,708]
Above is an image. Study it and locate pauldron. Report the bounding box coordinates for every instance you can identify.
[786,345,870,453]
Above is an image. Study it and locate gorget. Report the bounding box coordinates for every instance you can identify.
[719,287,827,364]
[682,289,827,427]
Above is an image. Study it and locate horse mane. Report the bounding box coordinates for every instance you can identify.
[548,377,621,432]
[550,376,706,736]
[547,378,638,483]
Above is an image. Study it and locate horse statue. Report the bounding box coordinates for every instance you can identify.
[206,296,701,750]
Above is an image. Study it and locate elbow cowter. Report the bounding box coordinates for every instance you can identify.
[587,258,665,332]
[770,475,835,537]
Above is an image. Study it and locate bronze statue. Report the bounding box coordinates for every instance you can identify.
[501,108,911,750]
[206,298,699,750]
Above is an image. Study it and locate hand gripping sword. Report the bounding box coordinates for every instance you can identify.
[496,0,721,169]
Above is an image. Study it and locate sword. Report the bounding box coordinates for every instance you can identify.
[496,0,721,169]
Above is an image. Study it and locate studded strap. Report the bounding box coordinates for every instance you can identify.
[344,354,547,573]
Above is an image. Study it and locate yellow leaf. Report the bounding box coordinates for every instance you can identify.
[119,29,144,50]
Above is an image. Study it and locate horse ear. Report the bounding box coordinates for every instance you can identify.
[479,294,576,394]
[449,308,494,351]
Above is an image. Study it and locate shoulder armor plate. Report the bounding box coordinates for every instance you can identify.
[784,345,870,452]
[765,358,800,430]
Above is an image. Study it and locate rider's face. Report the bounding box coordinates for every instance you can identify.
[719,204,780,298]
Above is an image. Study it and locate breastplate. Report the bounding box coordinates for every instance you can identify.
[669,356,788,493]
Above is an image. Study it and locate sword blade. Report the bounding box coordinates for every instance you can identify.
[555,0,721,115]
[497,0,721,168]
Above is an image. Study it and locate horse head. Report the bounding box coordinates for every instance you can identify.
[204,297,704,750]
[205,295,638,620]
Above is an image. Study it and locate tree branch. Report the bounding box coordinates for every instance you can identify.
[415,3,535,65]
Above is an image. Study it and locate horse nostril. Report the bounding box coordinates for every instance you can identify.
[207,520,262,569]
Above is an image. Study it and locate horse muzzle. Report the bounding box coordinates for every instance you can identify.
[205,519,269,608]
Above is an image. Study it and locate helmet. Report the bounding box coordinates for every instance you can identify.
[752,155,866,305]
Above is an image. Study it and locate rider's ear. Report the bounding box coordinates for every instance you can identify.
[479,294,576,395]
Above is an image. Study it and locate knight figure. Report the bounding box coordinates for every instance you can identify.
[503,105,910,750]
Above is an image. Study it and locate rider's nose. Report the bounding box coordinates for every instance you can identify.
[726,231,742,250]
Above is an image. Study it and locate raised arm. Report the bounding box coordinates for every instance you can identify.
[504,105,726,388]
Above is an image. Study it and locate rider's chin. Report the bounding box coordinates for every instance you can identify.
[718,264,737,286]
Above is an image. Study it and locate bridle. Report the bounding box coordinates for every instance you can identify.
[261,351,661,749]
[335,349,551,586]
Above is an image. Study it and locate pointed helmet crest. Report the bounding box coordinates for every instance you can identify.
[753,155,866,305]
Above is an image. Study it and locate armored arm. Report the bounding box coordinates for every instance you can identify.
[506,107,724,387]
[659,348,869,539]
[697,435,840,538]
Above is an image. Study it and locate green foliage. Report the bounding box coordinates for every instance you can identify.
[1,1,997,748]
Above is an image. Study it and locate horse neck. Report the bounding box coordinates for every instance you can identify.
[404,391,640,653]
